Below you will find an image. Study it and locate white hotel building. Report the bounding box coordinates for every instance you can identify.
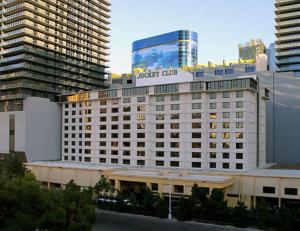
[60,69,268,171]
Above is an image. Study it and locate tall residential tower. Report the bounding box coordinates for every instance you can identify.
[275,0,300,73]
[132,30,198,71]
[0,0,110,111]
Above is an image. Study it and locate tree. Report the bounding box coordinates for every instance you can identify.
[154,196,168,219]
[233,201,249,228]
[205,189,228,222]
[256,198,271,229]
[175,197,192,221]
[190,184,209,219]
[141,187,156,216]
[94,176,115,198]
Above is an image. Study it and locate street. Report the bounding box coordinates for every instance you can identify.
[93,210,257,231]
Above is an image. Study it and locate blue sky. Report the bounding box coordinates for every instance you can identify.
[110,0,275,73]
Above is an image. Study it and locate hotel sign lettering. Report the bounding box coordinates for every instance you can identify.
[137,69,178,79]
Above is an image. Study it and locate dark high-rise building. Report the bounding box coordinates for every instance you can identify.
[0,0,110,111]
[275,0,300,73]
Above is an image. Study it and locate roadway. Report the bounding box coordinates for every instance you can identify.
[93,209,257,231]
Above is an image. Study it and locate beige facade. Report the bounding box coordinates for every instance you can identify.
[26,161,300,208]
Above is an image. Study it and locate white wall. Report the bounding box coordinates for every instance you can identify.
[0,113,10,153]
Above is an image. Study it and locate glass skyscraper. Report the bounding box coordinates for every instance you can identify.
[132,30,198,71]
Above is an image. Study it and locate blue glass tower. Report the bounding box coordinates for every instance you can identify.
[132,30,198,71]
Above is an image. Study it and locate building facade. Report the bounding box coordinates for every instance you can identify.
[239,39,266,60]
[132,30,198,71]
[0,0,111,112]
[267,43,278,71]
[60,69,268,171]
[275,0,300,73]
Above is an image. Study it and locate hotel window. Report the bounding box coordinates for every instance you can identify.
[123,159,130,165]
[111,125,118,130]
[236,143,243,149]
[156,105,164,111]
[84,109,91,114]
[236,112,244,118]
[156,124,164,129]
[192,152,201,158]
[192,103,202,109]
[156,114,164,120]
[123,142,131,147]
[171,104,180,110]
[170,113,180,120]
[209,122,217,129]
[123,133,130,138]
[99,133,106,138]
[236,153,243,159]
[111,99,119,105]
[236,91,243,98]
[137,151,145,156]
[236,163,243,170]
[195,71,204,77]
[210,103,217,109]
[285,188,298,196]
[137,142,145,147]
[100,117,106,122]
[236,122,243,128]
[111,150,118,155]
[137,105,145,111]
[223,122,230,129]
[222,102,230,109]
[192,123,201,129]
[222,133,230,139]
[99,141,106,147]
[170,161,179,167]
[111,133,118,138]
[100,150,106,155]
[156,95,164,102]
[210,143,217,149]
[171,95,180,101]
[171,152,179,158]
[225,68,234,75]
[263,186,275,194]
[123,106,131,112]
[209,162,216,168]
[65,111,69,116]
[72,111,76,115]
[112,108,118,113]
[156,142,164,148]
[192,92,201,100]
[170,142,179,148]
[223,153,230,159]
[223,142,230,149]
[223,112,230,118]
[236,132,243,139]
[156,133,164,139]
[222,92,230,98]
[123,98,131,103]
[123,150,130,156]
[192,142,202,148]
[170,133,180,139]
[112,116,119,122]
[222,163,230,169]
[209,93,217,99]
[156,151,164,157]
[111,158,118,164]
[215,69,224,76]
[123,115,131,121]
[84,157,91,162]
[210,133,217,139]
[100,100,107,105]
[137,133,145,138]
[210,152,216,158]
[236,101,243,108]
[110,141,119,148]
[137,123,145,129]
[170,123,179,129]
[209,113,217,119]
[192,133,201,138]
[137,160,145,166]
[192,162,201,168]
[123,124,131,129]
[100,108,107,114]
[99,158,106,163]
[85,141,91,146]
[137,96,146,102]
[137,114,145,120]
[156,160,164,166]
[192,113,201,119]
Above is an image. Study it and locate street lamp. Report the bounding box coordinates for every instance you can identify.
[168,176,172,220]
